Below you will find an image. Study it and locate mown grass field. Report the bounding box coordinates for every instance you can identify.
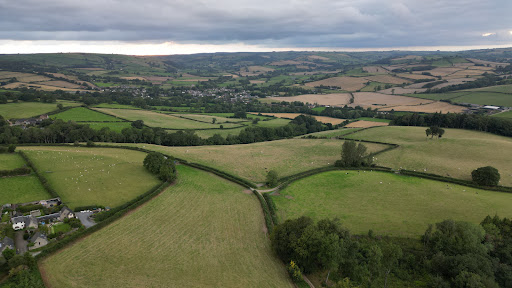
[0,101,79,119]
[0,175,50,205]
[52,107,124,122]
[40,166,293,288]
[93,108,228,129]
[19,147,162,209]
[493,111,512,118]
[83,122,133,132]
[272,170,512,237]
[298,128,363,138]
[346,126,512,186]
[93,103,141,109]
[0,153,26,170]
[103,139,389,183]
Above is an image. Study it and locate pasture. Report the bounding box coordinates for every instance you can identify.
[305,76,368,91]
[93,108,227,129]
[493,111,512,118]
[0,101,79,119]
[250,113,346,125]
[0,153,26,170]
[19,147,162,209]
[52,107,124,122]
[0,176,50,205]
[344,120,389,128]
[40,165,293,288]
[346,126,512,186]
[272,170,512,237]
[270,93,352,107]
[298,128,363,138]
[103,139,389,183]
[379,101,466,113]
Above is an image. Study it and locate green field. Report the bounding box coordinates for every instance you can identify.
[0,175,50,205]
[51,223,71,234]
[273,170,512,237]
[0,101,79,119]
[40,166,293,288]
[177,113,247,124]
[356,117,391,123]
[299,128,363,138]
[52,107,123,122]
[103,139,389,183]
[19,147,162,209]
[93,108,228,129]
[193,118,291,138]
[493,110,512,118]
[346,126,512,186]
[93,103,141,109]
[408,88,512,107]
[0,153,26,170]
[83,122,133,132]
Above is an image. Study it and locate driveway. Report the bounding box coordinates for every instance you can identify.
[75,211,96,228]
[14,231,28,254]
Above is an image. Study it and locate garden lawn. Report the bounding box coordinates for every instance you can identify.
[273,170,512,237]
[19,147,162,209]
[0,176,50,205]
[40,166,293,288]
[0,153,26,170]
[52,107,123,122]
[101,139,390,183]
[346,126,512,186]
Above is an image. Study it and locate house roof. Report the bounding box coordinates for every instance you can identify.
[30,232,46,243]
[2,236,14,247]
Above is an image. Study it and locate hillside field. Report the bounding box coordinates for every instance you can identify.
[52,107,124,122]
[19,147,162,209]
[102,139,390,183]
[346,126,512,186]
[0,101,79,119]
[272,170,512,237]
[93,108,236,129]
[40,166,293,288]
[0,176,50,205]
[0,153,26,170]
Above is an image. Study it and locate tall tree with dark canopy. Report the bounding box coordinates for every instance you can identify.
[472,166,500,186]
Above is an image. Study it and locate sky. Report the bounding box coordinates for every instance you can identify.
[0,0,511,55]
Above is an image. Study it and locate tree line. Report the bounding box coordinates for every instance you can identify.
[0,114,328,146]
[272,215,512,287]
[392,112,512,137]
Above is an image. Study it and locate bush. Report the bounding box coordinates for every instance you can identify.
[86,140,95,147]
[287,261,303,283]
[266,170,278,187]
[8,144,16,153]
[472,166,500,186]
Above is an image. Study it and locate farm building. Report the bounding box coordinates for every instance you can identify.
[11,215,37,230]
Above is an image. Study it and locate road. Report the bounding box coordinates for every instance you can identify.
[14,231,27,254]
[75,211,96,228]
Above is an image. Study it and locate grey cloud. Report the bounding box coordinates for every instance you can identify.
[0,0,511,48]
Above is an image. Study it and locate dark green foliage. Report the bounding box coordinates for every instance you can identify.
[57,103,64,110]
[263,193,278,225]
[392,112,512,138]
[63,217,83,228]
[472,166,501,186]
[424,220,498,287]
[2,248,15,261]
[158,158,177,182]
[0,146,7,153]
[252,190,273,234]
[8,144,16,153]
[0,167,31,177]
[86,140,95,147]
[16,204,43,214]
[143,152,165,174]
[234,111,247,118]
[266,170,278,187]
[337,140,371,167]
[131,120,144,129]
[425,126,445,138]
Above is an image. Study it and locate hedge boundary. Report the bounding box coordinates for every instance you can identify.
[263,193,278,225]
[0,166,31,177]
[252,190,274,234]
[34,181,170,261]
[18,150,59,198]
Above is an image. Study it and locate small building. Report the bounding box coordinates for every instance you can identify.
[58,207,74,221]
[0,236,14,253]
[29,232,48,250]
[30,210,42,217]
[483,105,501,110]
[11,215,38,230]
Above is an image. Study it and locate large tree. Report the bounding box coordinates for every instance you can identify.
[472,166,500,186]
[337,140,371,167]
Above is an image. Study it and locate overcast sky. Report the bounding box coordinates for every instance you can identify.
[1,0,511,54]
